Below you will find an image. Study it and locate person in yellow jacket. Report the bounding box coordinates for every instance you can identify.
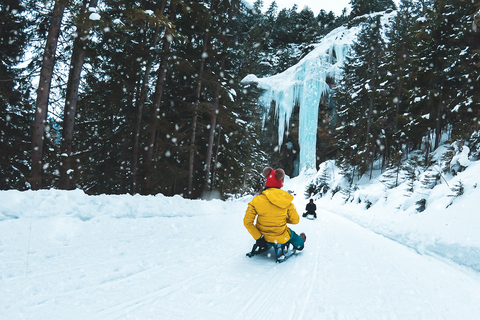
[244,167,306,251]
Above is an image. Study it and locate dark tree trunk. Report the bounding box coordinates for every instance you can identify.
[31,1,65,190]
[60,0,97,190]
[203,57,225,193]
[188,109,199,197]
[144,0,175,193]
[132,0,167,194]
[434,101,443,149]
[188,4,214,197]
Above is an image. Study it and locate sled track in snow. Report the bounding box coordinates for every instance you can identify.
[92,251,244,319]
[296,225,324,319]
[233,221,326,320]
[233,263,286,320]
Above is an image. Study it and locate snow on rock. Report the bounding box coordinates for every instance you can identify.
[450,144,471,173]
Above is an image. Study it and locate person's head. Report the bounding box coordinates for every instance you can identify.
[309,199,314,203]
[263,167,285,188]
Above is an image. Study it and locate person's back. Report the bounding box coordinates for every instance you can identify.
[246,187,298,244]
[244,167,306,250]
[304,199,317,218]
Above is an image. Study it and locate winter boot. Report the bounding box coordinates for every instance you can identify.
[300,233,306,243]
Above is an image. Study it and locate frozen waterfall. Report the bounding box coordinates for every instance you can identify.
[242,25,359,174]
[241,12,396,175]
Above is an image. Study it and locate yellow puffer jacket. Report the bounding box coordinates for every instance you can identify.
[244,188,299,244]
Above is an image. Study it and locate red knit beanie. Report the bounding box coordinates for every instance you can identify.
[263,167,285,188]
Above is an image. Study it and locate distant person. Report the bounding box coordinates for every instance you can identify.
[303,199,317,219]
[244,167,306,252]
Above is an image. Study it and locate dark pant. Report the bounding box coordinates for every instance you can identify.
[289,229,304,250]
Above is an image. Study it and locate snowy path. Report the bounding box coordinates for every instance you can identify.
[2,204,480,319]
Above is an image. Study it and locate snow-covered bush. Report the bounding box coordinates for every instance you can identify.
[379,166,405,189]
[449,143,471,175]
[421,168,440,189]
[403,161,417,195]
[450,180,465,198]
[304,161,335,198]
[416,198,427,212]
[304,173,331,198]
[468,131,480,160]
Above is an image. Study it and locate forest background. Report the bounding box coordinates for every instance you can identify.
[1,0,479,199]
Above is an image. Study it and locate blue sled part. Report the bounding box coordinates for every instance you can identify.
[246,241,297,263]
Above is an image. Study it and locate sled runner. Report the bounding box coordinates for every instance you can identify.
[246,241,297,263]
[303,213,316,220]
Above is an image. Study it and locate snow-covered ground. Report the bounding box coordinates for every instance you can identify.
[2,158,480,319]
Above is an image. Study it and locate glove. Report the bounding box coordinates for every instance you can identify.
[256,235,268,248]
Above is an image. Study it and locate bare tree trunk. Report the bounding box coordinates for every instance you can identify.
[144,0,175,193]
[366,17,381,179]
[369,145,375,180]
[188,108,199,197]
[211,119,223,188]
[188,3,215,197]
[60,0,97,190]
[434,100,443,149]
[132,25,160,194]
[202,0,233,193]
[187,31,210,197]
[203,57,225,192]
[132,0,166,194]
[31,1,65,190]
[424,131,431,164]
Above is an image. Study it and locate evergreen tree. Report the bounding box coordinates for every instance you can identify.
[0,0,31,189]
[316,9,339,35]
[406,0,480,158]
[335,15,386,178]
[73,0,163,194]
[350,0,396,17]
[381,0,418,163]
[31,0,65,190]
[60,0,99,190]
[442,0,480,142]
[142,0,177,194]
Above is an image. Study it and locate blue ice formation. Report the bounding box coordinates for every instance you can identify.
[242,26,357,174]
[242,12,395,175]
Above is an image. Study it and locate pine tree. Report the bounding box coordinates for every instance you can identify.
[381,0,417,163]
[73,0,159,194]
[142,0,176,194]
[60,0,99,190]
[335,15,386,178]
[403,159,417,195]
[404,0,480,160]
[31,0,65,190]
[349,0,396,18]
[0,0,31,189]
[443,0,480,142]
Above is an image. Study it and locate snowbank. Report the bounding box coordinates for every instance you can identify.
[310,158,480,272]
[1,150,479,274]
[0,189,247,222]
